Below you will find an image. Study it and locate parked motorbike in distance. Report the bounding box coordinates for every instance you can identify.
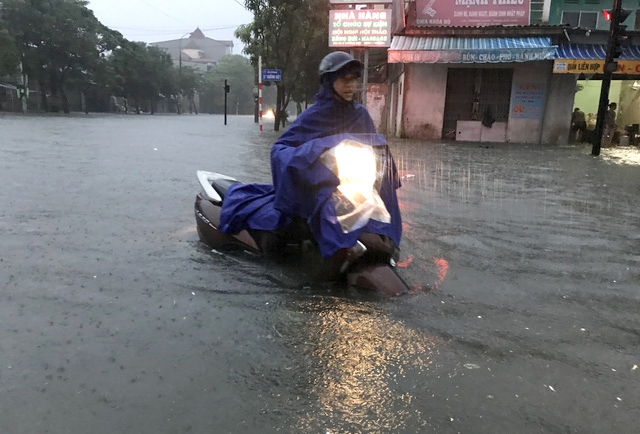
[194,136,409,296]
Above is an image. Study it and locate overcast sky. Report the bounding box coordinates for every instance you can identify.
[87,0,254,54]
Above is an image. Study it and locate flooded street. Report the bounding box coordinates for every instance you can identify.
[1,113,638,433]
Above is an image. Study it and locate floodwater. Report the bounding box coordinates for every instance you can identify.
[0,113,638,433]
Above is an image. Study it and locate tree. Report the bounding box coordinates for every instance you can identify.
[143,45,177,114]
[178,65,200,114]
[236,0,330,130]
[2,0,123,113]
[0,18,20,77]
[110,41,178,114]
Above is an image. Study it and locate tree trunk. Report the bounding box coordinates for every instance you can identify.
[39,79,48,112]
[60,88,70,114]
[274,84,284,132]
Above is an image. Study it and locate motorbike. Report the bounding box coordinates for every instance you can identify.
[194,134,410,296]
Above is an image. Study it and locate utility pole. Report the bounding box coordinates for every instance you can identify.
[592,0,631,155]
[259,56,263,132]
[224,79,230,125]
[18,59,28,113]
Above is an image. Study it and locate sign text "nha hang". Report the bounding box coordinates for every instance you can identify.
[329,10,392,48]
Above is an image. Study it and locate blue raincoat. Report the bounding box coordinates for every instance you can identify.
[219,85,402,258]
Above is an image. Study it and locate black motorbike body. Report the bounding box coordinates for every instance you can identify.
[194,171,409,296]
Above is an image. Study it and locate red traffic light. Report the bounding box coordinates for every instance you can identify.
[602,8,632,22]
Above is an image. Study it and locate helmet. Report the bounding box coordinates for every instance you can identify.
[318,51,363,79]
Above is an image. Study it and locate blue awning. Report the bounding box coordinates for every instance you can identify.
[388,36,556,64]
[555,43,640,60]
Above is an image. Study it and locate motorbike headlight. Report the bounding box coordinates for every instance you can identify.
[321,140,391,233]
[334,141,377,202]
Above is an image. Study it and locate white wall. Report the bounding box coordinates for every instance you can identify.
[401,64,448,139]
[540,72,577,145]
[507,62,553,144]
[366,84,388,132]
[393,73,405,137]
[398,61,577,144]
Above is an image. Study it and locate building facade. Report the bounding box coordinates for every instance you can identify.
[150,28,234,72]
[385,0,640,144]
[548,0,638,31]
[549,0,640,143]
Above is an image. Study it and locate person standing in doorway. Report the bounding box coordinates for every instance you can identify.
[571,107,586,142]
[604,102,617,146]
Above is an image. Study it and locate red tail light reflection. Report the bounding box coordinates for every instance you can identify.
[396,254,413,268]
[399,256,449,294]
[434,257,449,284]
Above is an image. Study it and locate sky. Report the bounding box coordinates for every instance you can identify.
[87,0,255,54]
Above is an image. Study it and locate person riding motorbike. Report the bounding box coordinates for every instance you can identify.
[218,52,402,258]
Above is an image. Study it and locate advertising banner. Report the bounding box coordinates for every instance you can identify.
[553,59,640,75]
[415,0,530,27]
[510,82,546,120]
[329,9,392,47]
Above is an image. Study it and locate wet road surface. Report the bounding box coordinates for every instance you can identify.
[0,113,638,433]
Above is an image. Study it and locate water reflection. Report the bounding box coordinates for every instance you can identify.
[293,300,441,432]
[600,146,640,166]
[389,140,618,225]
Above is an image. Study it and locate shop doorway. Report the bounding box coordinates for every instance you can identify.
[442,68,513,140]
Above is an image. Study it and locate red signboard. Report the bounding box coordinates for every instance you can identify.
[415,0,530,27]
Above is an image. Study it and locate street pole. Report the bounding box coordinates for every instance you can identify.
[592,0,627,156]
[259,56,263,132]
[362,48,369,109]
[18,59,28,114]
[224,79,228,125]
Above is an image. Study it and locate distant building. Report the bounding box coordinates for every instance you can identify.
[150,27,233,72]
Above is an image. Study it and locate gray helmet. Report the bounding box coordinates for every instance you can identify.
[318,51,363,80]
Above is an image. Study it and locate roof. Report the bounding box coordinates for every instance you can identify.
[190,28,206,39]
[388,36,556,63]
[391,36,553,50]
[149,27,234,67]
[555,43,640,60]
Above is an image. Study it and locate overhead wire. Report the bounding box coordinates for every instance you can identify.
[95,0,252,41]
[134,0,190,26]
[233,0,247,9]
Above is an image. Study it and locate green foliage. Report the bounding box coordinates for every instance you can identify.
[109,41,179,113]
[1,0,124,112]
[0,0,256,114]
[236,0,330,130]
[0,18,20,76]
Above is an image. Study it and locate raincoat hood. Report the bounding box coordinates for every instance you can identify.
[273,86,376,150]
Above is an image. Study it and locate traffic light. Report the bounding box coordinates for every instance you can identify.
[612,24,627,58]
[602,8,632,23]
[603,6,633,59]
[224,79,230,93]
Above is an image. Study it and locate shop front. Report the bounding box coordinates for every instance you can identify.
[553,43,640,145]
[387,34,572,143]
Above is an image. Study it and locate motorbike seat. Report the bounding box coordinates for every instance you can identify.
[211,178,240,202]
